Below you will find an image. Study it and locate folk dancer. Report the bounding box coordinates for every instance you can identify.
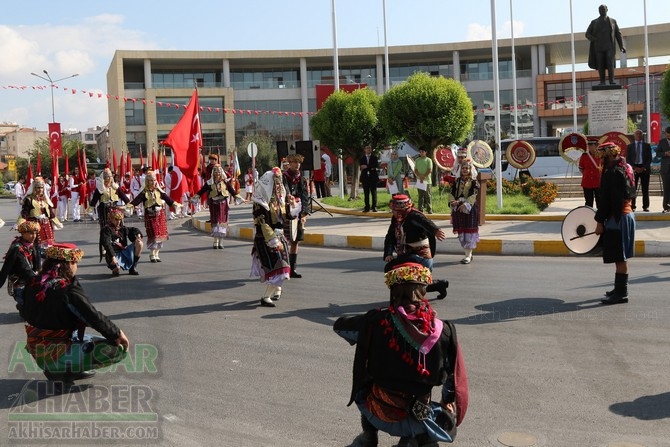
[282,154,310,278]
[384,194,446,271]
[447,159,480,264]
[594,142,636,305]
[334,260,468,447]
[68,166,85,222]
[193,164,245,249]
[130,169,144,217]
[0,221,41,310]
[129,170,177,263]
[86,171,99,221]
[57,174,70,222]
[20,243,130,385]
[89,168,131,230]
[250,168,295,307]
[19,177,63,251]
[100,207,143,276]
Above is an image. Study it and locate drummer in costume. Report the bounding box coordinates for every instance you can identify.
[334,260,467,447]
[129,170,177,263]
[89,168,131,230]
[384,194,446,271]
[250,168,294,308]
[282,154,310,278]
[100,207,143,277]
[19,176,63,251]
[447,159,480,264]
[193,163,245,249]
[594,141,636,305]
[0,221,41,310]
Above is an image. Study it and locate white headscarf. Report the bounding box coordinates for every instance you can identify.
[252,168,285,211]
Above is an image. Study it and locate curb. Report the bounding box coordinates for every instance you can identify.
[191,216,670,257]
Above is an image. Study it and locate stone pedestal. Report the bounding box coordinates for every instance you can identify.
[588,86,628,136]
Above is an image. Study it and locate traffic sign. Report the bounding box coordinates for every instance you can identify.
[247,142,258,158]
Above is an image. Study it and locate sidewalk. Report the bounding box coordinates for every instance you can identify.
[192,195,670,257]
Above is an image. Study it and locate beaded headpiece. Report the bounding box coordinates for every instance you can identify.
[596,142,621,158]
[389,194,413,212]
[384,262,432,289]
[18,221,40,234]
[46,243,84,263]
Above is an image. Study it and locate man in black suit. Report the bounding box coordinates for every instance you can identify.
[359,145,379,212]
[626,129,652,211]
[655,126,670,212]
[586,4,625,85]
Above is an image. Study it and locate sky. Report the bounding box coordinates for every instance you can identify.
[1,0,669,132]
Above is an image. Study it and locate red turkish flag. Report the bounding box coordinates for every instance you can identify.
[650,112,661,144]
[112,149,118,173]
[48,123,62,157]
[162,90,202,186]
[126,152,132,174]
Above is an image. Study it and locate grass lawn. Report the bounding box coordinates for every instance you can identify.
[319,187,540,215]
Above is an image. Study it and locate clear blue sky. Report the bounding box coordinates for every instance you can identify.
[1,0,668,132]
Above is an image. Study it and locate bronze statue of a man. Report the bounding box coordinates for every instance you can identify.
[586,4,626,85]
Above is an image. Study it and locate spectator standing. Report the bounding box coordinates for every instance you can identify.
[387,150,404,194]
[656,126,670,213]
[359,145,379,212]
[578,138,603,208]
[414,147,434,214]
[626,129,652,212]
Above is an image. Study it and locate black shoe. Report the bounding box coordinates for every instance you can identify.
[643,208,649,212]
[155,257,162,262]
[260,297,276,307]
[601,295,628,305]
[351,431,378,447]
[371,208,378,212]
[212,245,218,249]
[129,268,139,276]
[290,270,302,278]
[363,208,370,212]
[397,437,419,447]
[150,257,157,263]
[44,369,96,382]
[217,245,223,249]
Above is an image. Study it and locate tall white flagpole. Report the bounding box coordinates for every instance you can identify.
[510,0,518,139]
[331,0,345,198]
[570,0,578,132]
[383,0,390,93]
[643,0,651,140]
[491,0,503,207]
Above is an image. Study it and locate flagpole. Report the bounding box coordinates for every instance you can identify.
[509,0,518,139]
[643,0,651,140]
[491,0,503,208]
[383,0,390,93]
[332,0,345,199]
[569,0,578,132]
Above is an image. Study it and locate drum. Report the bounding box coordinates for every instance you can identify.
[561,206,600,255]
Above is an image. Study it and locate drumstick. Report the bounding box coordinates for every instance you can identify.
[570,231,596,241]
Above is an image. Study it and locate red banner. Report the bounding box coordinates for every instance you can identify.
[48,122,62,157]
[651,112,661,144]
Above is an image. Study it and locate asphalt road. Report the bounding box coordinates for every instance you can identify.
[0,199,669,446]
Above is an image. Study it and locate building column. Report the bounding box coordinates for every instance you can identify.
[222,59,230,88]
[143,59,152,89]
[375,55,384,95]
[452,51,460,81]
[300,58,309,139]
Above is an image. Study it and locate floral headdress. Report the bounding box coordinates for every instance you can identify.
[384,262,432,289]
[18,221,40,234]
[45,243,84,263]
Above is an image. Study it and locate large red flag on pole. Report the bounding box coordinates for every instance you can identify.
[120,150,126,179]
[26,160,33,186]
[651,112,661,144]
[77,147,88,206]
[126,152,132,175]
[139,145,145,168]
[152,148,158,173]
[64,153,70,176]
[112,149,118,174]
[161,90,202,187]
[48,123,62,158]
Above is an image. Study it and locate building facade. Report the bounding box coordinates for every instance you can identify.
[106,23,670,160]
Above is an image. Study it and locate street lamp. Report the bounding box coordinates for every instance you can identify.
[30,70,79,122]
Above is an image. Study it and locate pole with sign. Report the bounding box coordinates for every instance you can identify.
[247,142,258,172]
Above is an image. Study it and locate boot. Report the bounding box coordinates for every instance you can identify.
[350,414,378,447]
[155,249,162,262]
[601,273,628,305]
[289,253,302,278]
[260,284,276,308]
[150,249,158,263]
[460,249,472,264]
[129,256,140,275]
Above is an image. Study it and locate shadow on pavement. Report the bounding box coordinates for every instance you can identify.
[610,392,670,420]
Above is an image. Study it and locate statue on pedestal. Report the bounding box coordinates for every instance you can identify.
[586,4,626,85]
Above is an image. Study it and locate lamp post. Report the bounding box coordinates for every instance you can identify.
[30,70,79,122]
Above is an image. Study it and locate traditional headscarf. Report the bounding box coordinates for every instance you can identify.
[24,177,54,207]
[597,141,634,183]
[45,243,84,263]
[18,220,40,234]
[208,164,229,184]
[141,170,166,194]
[97,168,119,193]
[252,167,285,211]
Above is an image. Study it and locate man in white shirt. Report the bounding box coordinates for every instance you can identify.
[14,176,26,215]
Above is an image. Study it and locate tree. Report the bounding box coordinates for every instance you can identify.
[310,87,384,198]
[378,72,474,153]
[659,65,670,121]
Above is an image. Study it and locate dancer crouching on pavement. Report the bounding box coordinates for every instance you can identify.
[129,170,177,263]
[383,194,446,271]
[282,154,310,278]
[193,163,245,249]
[447,159,480,264]
[0,221,41,311]
[100,207,143,276]
[250,168,294,307]
[594,142,636,305]
[334,260,468,447]
[20,243,130,384]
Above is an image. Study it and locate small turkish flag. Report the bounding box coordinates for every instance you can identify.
[49,122,62,157]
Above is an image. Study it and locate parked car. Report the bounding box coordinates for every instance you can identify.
[4,181,16,191]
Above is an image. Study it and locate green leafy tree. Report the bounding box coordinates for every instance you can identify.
[310,87,384,198]
[660,65,670,121]
[378,72,474,153]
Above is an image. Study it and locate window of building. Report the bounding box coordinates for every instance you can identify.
[125,100,146,126]
[155,96,224,125]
